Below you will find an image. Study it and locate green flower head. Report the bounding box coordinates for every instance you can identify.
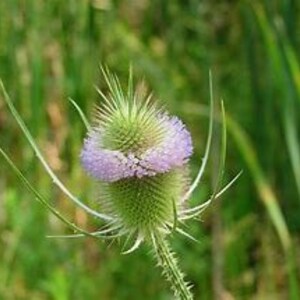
[81,68,193,250]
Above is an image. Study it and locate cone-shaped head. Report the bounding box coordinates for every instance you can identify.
[81,69,193,235]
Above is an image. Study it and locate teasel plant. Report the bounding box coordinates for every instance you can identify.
[0,68,241,300]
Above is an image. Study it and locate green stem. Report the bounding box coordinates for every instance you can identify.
[152,234,193,300]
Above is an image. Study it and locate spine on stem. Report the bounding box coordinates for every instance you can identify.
[152,234,193,300]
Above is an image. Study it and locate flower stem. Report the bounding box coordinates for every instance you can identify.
[152,234,193,300]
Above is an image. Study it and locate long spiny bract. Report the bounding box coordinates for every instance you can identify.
[0,80,112,222]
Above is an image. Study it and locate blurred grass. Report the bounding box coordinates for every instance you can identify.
[0,1,300,299]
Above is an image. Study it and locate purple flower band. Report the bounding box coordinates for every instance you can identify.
[81,115,193,182]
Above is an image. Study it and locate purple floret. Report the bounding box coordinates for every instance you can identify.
[81,114,193,182]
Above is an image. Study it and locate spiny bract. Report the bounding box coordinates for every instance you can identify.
[80,69,193,249]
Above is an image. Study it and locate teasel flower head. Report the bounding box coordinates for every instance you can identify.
[80,69,194,250]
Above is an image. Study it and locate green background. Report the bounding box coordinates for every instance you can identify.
[0,1,300,299]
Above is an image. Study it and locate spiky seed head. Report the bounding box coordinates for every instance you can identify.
[80,69,193,239]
